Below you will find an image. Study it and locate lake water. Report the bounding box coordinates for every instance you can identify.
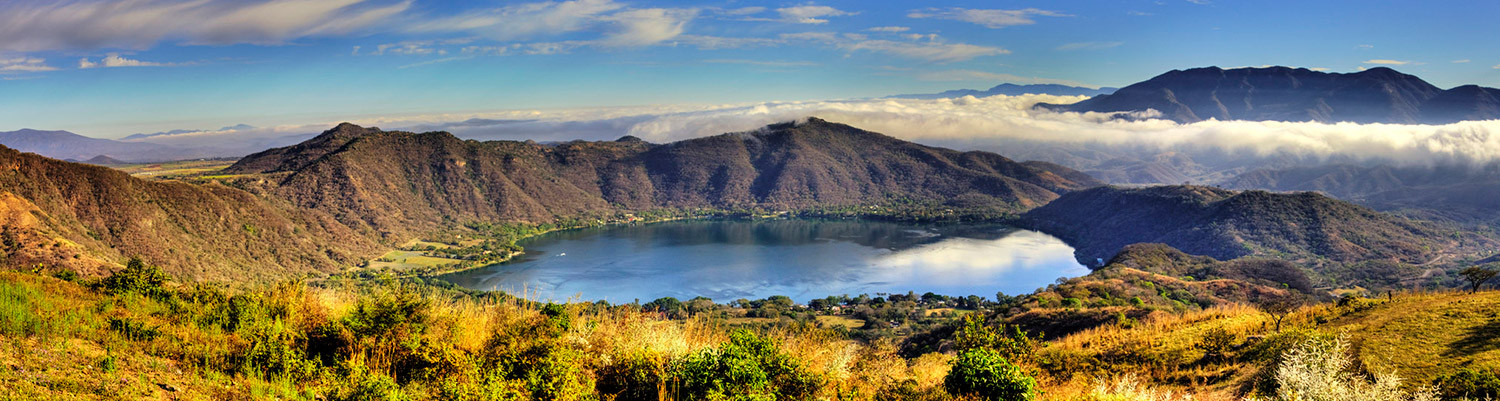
[440,219,1088,304]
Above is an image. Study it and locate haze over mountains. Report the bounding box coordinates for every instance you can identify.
[889,83,1117,100]
[1042,66,1500,124]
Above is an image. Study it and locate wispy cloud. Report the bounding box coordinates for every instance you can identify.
[1364,59,1413,65]
[1056,42,1123,51]
[868,26,911,32]
[78,54,179,69]
[907,7,1069,28]
[914,69,1097,88]
[774,5,855,24]
[397,56,471,69]
[845,40,1008,63]
[409,0,694,48]
[703,59,819,67]
[1453,59,1472,63]
[1356,44,1374,49]
[0,0,412,53]
[1493,64,1500,70]
[0,57,58,73]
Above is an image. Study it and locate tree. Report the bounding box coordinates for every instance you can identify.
[1460,265,1499,293]
[1255,292,1305,332]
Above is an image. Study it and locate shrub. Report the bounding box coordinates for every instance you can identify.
[953,314,1040,364]
[1088,374,1193,401]
[597,350,668,401]
[943,348,1037,401]
[671,329,820,400]
[1249,337,1437,401]
[328,364,411,401]
[99,258,171,299]
[1434,367,1500,400]
[1194,327,1236,362]
[108,317,160,341]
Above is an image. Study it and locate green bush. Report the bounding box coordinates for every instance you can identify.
[1435,367,1500,400]
[328,364,411,401]
[1194,327,1236,362]
[99,258,171,299]
[671,329,820,401]
[943,348,1037,401]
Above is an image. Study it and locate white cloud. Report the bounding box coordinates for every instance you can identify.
[868,26,911,32]
[914,70,1097,88]
[1056,42,1123,51]
[1493,64,1500,70]
[78,54,177,69]
[1357,44,1374,49]
[606,95,1500,168]
[1364,59,1412,65]
[1453,59,1471,63]
[0,0,411,52]
[907,7,1069,29]
[774,5,855,24]
[0,57,58,73]
[597,8,697,47]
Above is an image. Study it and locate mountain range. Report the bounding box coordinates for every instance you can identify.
[227,119,1101,237]
[1040,66,1500,124]
[889,83,1117,100]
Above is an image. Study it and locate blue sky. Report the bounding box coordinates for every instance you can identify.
[1,0,1498,137]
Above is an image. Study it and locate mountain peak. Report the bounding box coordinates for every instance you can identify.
[1041,65,1490,124]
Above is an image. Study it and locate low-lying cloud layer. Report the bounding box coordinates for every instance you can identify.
[131,94,1500,168]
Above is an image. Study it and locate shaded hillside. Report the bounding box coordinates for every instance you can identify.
[228,119,1102,237]
[1223,163,1500,225]
[0,145,379,282]
[1019,185,1440,265]
[890,83,1116,99]
[1040,66,1500,124]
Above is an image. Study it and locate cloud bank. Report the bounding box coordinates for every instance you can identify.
[127,95,1500,168]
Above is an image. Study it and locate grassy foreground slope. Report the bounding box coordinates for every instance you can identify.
[6,258,1500,400]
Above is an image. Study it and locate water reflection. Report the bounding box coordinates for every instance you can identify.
[440,219,1087,303]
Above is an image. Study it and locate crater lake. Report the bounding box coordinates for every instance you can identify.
[441,219,1088,303]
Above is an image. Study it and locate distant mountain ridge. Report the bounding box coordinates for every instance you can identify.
[890,83,1117,99]
[1041,66,1500,124]
[0,129,181,163]
[228,119,1103,237]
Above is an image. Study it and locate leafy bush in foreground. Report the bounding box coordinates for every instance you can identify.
[943,348,1037,401]
[671,329,821,400]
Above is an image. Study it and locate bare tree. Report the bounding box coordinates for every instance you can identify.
[1255,292,1305,333]
[1460,264,1500,294]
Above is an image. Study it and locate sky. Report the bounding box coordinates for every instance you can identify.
[1,0,1499,138]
